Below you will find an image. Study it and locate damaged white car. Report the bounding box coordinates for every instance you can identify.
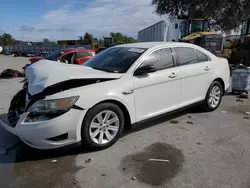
[1,42,230,150]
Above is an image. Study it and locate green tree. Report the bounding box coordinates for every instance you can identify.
[79,33,94,45]
[110,32,136,45]
[43,38,50,43]
[93,38,99,43]
[83,32,93,45]
[79,36,84,45]
[151,0,250,31]
[78,36,84,40]
[124,36,136,43]
[0,33,16,46]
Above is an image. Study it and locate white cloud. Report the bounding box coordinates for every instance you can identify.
[0,29,5,34]
[14,0,163,41]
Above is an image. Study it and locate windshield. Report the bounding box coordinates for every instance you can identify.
[84,47,146,73]
[45,50,65,60]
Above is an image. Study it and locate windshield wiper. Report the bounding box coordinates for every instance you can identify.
[91,67,115,73]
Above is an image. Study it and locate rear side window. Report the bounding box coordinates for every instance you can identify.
[142,48,174,70]
[196,50,209,62]
[176,47,197,66]
[76,52,93,58]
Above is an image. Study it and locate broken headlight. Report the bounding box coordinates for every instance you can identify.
[27,96,79,114]
[25,96,79,122]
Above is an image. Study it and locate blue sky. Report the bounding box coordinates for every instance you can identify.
[0,0,57,28]
[0,0,161,41]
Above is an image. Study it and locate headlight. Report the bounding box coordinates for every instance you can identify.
[28,96,79,114]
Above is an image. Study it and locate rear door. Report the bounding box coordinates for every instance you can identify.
[175,47,212,106]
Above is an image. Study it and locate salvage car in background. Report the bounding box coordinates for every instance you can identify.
[1,42,230,150]
[28,48,95,65]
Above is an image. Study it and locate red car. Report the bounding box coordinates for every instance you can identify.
[29,48,95,65]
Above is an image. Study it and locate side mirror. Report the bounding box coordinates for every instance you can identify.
[134,64,157,76]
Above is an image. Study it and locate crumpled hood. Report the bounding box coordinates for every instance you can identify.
[25,60,122,95]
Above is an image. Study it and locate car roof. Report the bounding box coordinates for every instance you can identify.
[117,42,195,49]
[116,41,218,60]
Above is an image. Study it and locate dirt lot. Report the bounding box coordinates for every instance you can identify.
[0,55,250,188]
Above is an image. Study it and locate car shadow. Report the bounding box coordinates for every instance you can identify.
[0,104,202,164]
[15,142,85,163]
[123,104,201,135]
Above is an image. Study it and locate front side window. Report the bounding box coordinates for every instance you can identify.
[60,52,76,64]
[142,48,174,70]
[84,47,146,73]
[46,50,65,60]
[176,47,197,66]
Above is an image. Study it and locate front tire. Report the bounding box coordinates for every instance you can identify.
[81,103,125,150]
[8,89,26,127]
[202,81,223,112]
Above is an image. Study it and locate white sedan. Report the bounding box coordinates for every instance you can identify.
[1,42,230,150]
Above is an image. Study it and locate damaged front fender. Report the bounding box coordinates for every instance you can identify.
[26,78,116,109]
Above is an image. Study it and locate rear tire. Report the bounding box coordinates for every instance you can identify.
[202,81,223,112]
[81,103,125,150]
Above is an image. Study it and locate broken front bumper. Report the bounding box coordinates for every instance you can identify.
[1,108,86,149]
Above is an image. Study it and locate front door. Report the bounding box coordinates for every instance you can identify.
[133,48,181,122]
[58,52,76,64]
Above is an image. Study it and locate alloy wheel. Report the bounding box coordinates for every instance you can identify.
[208,85,221,108]
[89,110,120,145]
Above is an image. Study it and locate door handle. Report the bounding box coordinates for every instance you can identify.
[122,90,134,95]
[169,72,178,78]
[204,66,211,71]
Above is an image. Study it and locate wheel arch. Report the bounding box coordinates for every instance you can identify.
[83,99,132,131]
[204,77,226,99]
[213,78,225,95]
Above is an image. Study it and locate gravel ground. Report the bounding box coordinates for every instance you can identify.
[0,55,250,188]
